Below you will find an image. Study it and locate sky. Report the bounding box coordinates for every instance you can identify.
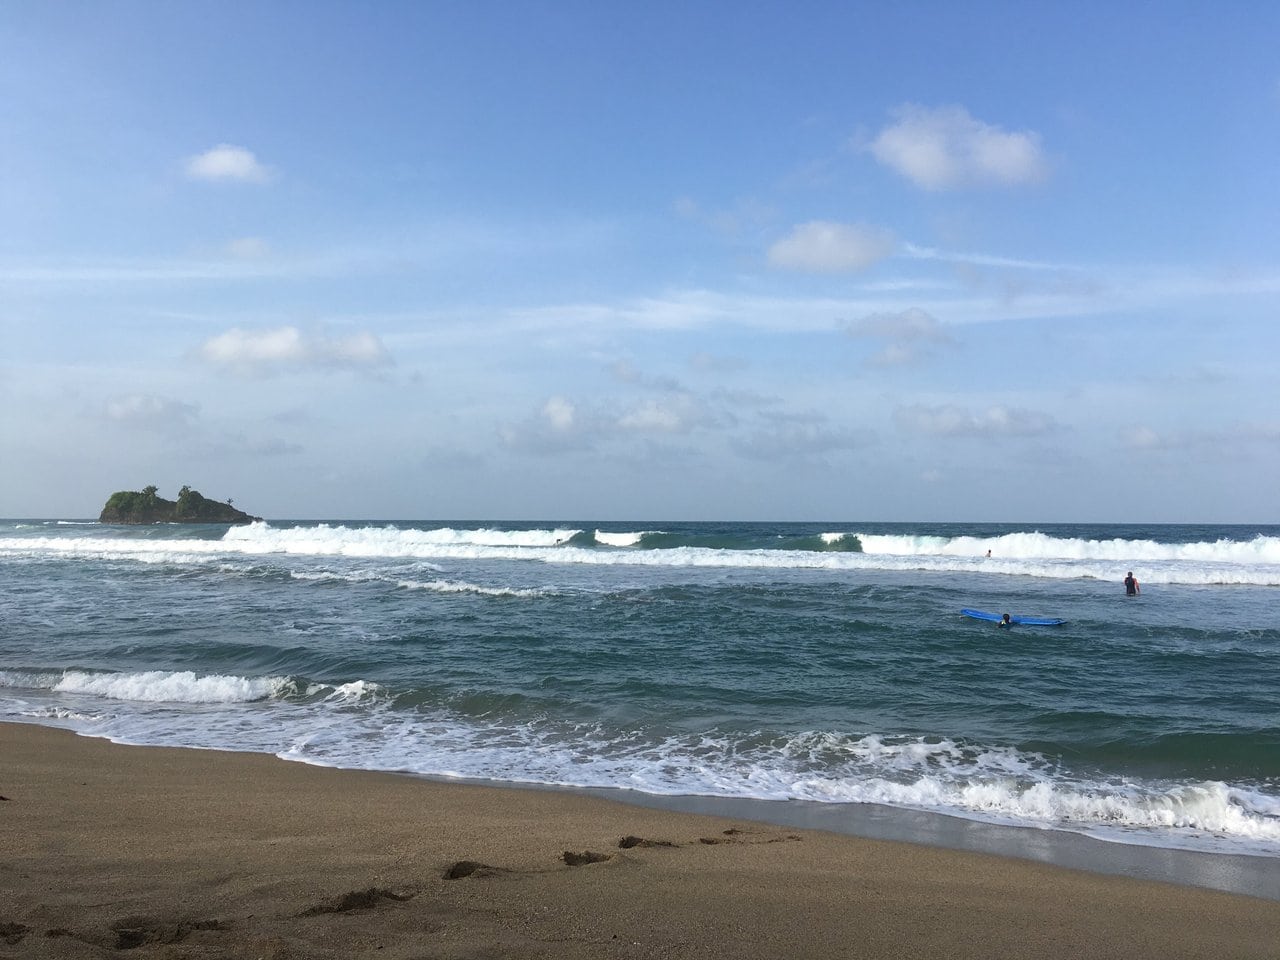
[2,1,1278,522]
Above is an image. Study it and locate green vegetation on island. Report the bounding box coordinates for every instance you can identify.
[99,485,262,525]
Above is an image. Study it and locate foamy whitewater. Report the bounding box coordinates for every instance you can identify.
[2,519,1278,865]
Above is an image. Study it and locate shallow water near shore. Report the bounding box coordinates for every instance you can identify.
[2,518,1278,889]
[586,786,1280,900]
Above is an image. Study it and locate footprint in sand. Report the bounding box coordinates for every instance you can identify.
[562,850,613,866]
[443,860,510,880]
[699,827,802,845]
[299,887,414,915]
[618,835,679,849]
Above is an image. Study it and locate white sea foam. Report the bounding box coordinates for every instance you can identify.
[305,679,386,703]
[20,706,100,722]
[51,669,293,703]
[859,531,1280,565]
[3,524,1279,585]
[224,522,581,553]
[594,530,646,547]
[393,578,550,598]
[8,672,1277,855]
[290,567,550,597]
[1,668,394,708]
[0,670,67,690]
[269,719,1280,854]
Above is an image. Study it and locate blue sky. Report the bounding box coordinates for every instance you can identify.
[3,1,1278,521]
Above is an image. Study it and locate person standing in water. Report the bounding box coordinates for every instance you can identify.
[1124,571,1140,596]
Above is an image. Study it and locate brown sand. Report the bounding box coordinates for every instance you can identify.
[2,722,1277,959]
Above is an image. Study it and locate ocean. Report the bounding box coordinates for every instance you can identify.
[3,519,1278,887]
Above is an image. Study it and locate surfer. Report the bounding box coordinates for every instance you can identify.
[1124,571,1140,596]
[998,613,1013,628]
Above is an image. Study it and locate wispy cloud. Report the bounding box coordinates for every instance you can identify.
[103,393,199,435]
[689,351,748,375]
[673,195,776,236]
[197,326,392,376]
[500,387,723,456]
[617,394,719,434]
[901,242,1071,272]
[498,396,600,455]
[845,307,954,366]
[731,416,870,460]
[894,403,1059,437]
[542,396,576,432]
[497,283,1110,339]
[768,221,896,273]
[209,433,305,458]
[225,237,271,259]
[0,258,290,283]
[868,105,1048,190]
[184,144,272,183]
[498,382,866,463]
[1120,421,1280,452]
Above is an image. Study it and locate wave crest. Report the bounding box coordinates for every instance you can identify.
[3,523,1278,585]
[51,670,294,703]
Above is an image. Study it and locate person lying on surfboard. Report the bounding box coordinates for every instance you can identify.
[998,613,1013,628]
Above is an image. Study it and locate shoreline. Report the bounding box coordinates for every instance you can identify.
[4,722,1279,959]
[16,717,1280,902]
[585,788,1280,902]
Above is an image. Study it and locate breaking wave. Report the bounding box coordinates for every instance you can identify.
[3,522,1277,585]
[4,666,1276,854]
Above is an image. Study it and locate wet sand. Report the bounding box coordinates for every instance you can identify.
[2,722,1277,959]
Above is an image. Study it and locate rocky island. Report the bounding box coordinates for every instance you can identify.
[99,485,262,524]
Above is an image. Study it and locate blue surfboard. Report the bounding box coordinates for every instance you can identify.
[961,608,1065,626]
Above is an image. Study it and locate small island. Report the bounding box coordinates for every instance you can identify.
[99,485,262,525]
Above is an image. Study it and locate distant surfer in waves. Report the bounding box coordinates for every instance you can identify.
[998,613,1013,628]
[1124,571,1140,596]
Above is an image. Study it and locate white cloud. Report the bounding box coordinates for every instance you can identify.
[607,360,681,392]
[868,105,1048,190]
[185,144,271,183]
[901,242,1068,272]
[894,403,1058,437]
[1122,426,1166,449]
[618,401,685,432]
[731,420,868,460]
[198,326,391,375]
[501,386,725,456]
[846,307,953,366]
[542,396,576,431]
[847,307,950,343]
[768,221,896,273]
[499,396,596,455]
[868,342,924,366]
[1119,422,1280,453]
[617,395,717,434]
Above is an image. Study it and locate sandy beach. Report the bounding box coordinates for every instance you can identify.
[2,722,1277,959]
